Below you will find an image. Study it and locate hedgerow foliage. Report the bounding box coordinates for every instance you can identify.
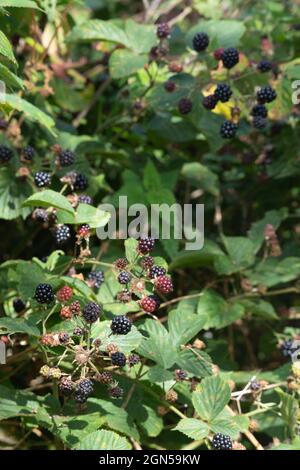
[0,0,300,451]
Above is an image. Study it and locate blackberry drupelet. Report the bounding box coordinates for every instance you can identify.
[221,47,239,69]
[111,351,127,367]
[256,85,277,103]
[138,237,155,254]
[257,60,272,73]
[178,98,193,114]
[220,120,238,138]
[74,378,93,403]
[88,270,104,288]
[154,275,174,294]
[74,172,89,191]
[0,145,13,164]
[212,433,233,450]
[35,283,54,304]
[55,225,71,245]
[111,315,132,335]
[192,32,209,52]
[82,302,102,323]
[13,298,25,313]
[156,22,171,39]
[58,332,70,344]
[149,265,166,279]
[251,104,268,118]
[59,377,74,396]
[95,371,113,384]
[118,271,132,284]
[60,306,72,320]
[59,149,75,167]
[78,194,93,205]
[22,145,35,161]
[34,171,51,188]
[203,94,218,110]
[214,83,232,102]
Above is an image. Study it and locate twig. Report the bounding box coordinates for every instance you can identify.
[169,7,192,26]
[73,78,112,128]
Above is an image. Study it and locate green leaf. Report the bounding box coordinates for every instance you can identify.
[188,20,246,48]
[168,308,206,348]
[248,209,288,254]
[0,385,44,420]
[76,204,110,228]
[169,240,224,270]
[143,160,161,192]
[109,49,148,79]
[67,20,130,47]
[0,317,40,336]
[277,389,299,439]
[76,430,132,450]
[125,237,138,263]
[137,319,177,369]
[210,410,249,439]
[222,236,255,270]
[125,19,156,53]
[181,162,219,196]
[271,437,300,450]
[174,418,210,440]
[23,190,75,214]
[0,63,24,89]
[0,0,40,7]
[0,94,56,134]
[197,289,245,329]
[138,404,163,438]
[92,320,143,354]
[0,167,32,220]
[16,261,46,299]
[239,299,278,320]
[61,276,95,300]
[176,349,213,379]
[192,376,231,421]
[0,30,16,64]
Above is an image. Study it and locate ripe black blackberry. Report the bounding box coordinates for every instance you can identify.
[33,208,49,223]
[149,265,166,279]
[280,339,297,357]
[111,351,127,367]
[13,298,25,313]
[251,104,268,118]
[138,237,155,254]
[202,94,218,110]
[87,270,104,289]
[74,378,93,403]
[95,371,113,384]
[140,256,154,269]
[214,84,232,103]
[109,385,124,399]
[0,145,13,164]
[73,327,84,336]
[250,379,261,391]
[58,149,75,167]
[164,80,176,92]
[34,171,51,188]
[156,22,170,39]
[111,315,132,335]
[221,47,239,69]
[178,98,192,115]
[220,120,238,139]
[128,354,140,367]
[74,172,89,191]
[257,60,272,73]
[82,302,102,323]
[59,332,70,344]
[55,225,71,245]
[78,194,93,205]
[59,377,74,396]
[253,116,267,129]
[192,32,209,52]
[256,85,277,103]
[174,369,188,381]
[212,433,232,450]
[22,145,35,161]
[118,271,132,285]
[34,283,54,304]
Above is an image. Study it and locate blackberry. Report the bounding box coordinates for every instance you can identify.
[214,84,232,103]
[57,285,73,302]
[154,275,173,294]
[34,283,54,304]
[74,378,93,403]
[140,296,158,313]
[212,433,232,450]
[73,327,84,336]
[192,32,209,52]
[114,258,128,270]
[60,306,72,320]
[253,116,267,129]
[280,339,298,357]
[78,224,90,239]
[250,379,261,391]
[156,22,171,39]
[74,173,89,191]
[111,351,127,367]
[220,120,238,139]
[70,300,81,315]
[257,60,272,73]
[59,377,74,397]
[149,294,161,309]
[149,265,166,279]
[82,302,102,323]
[87,270,104,289]
[221,47,239,69]
[33,208,49,223]
[55,225,71,245]
[174,369,188,381]
[13,298,25,313]
[138,237,155,254]
[78,194,93,205]
[116,289,132,303]
[0,145,13,164]
[109,385,124,399]
[95,371,113,384]
[34,171,51,188]
[111,315,132,335]
[178,98,192,115]
[214,48,225,60]
[118,271,132,285]
[141,256,154,269]
[251,104,268,118]
[59,332,70,344]
[22,145,35,161]
[164,80,176,92]
[203,94,218,110]
[59,149,75,167]
[256,85,277,104]
[128,354,140,367]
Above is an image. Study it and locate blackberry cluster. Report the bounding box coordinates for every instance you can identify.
[164,80,176,92]
[257,60,272,73]
[221,47,239,69]
[34,171,51,188]
[59,149,75,167]
[87,270,104,289]
[74,378,94,404]
[82,302,101,323]
[59,377,74,397]
[78,194,93,205]
[95,371,113,384]
[118,271,132,284]
[149,265,166,279]
[55,225,71,245]
[35,283,54,304]
[220,121,238,138]
[178,98,192,115]
[203,95,218,110]
[156,23,171,39]
[192,32,209,52]
[74,173,88,191]
[253,116,267,129]
[257,85,277,103]
[13,298,25,313]
[111,315,132,335]
[138,237,155,254]
[155,276,173,294]
[212,433,232,450]
[0,145,13,164]
[214,84,232,102]
[251,104,268,118]
[111,351,127,367]
[22,146,35,161]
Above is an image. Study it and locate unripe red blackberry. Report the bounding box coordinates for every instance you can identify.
[111,315,132,335]
[212,433,232,450]
[94,371,113,384]
[138,237,155,254]
[34,171,51,187]
[149,265,166,279]
[220,120,238,138]
[203,94,218,110]
[116,289,132,303]
[60,306,72,320]
[0,145,13,164]
[140,296,158,313]
[168,61,183,73]
[156,22,171,39]
[58,149,75,167]
[178,98,192,115]
[59,377,74,396]
[140,256,154,269]
[118,271,132,284]
[221,47,239,69]
[114,258,128,270]
[192,32,209,52]
[109,385,124,399]
[57,285,73,302]
[70,300,81,315]
[13,298,25,313]
[164,80,176,92]
[82,302,102,323]
[154,275,174,294]
[35,283,54,304]
[111,351,127,367]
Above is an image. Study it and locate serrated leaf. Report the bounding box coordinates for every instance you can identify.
[174,418,210,440]
[109,50,148,79]
[137,319,177,368]
[67,20,130,47]
[125,19,156,53]
[92,320,143,354]
[23,190,74,214]
[169,240,224,270]
[0,63,24,89]
[210,411,249,439]
[0,386,44,420]
[192,376,231,421]
[0,0,40,8]
[277,389,299,439]
[168,308,206,348]
[76,430,131,450]
[0,30,16,64]
[125,237,138,263]
[197,289,245,329]
[222,236,255,270]
[176,349,213,378]
[187,20,245,48]
[76,203,110,228]
[0,317,40,336]
[181,162,219,196]
[0,167,32,220]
